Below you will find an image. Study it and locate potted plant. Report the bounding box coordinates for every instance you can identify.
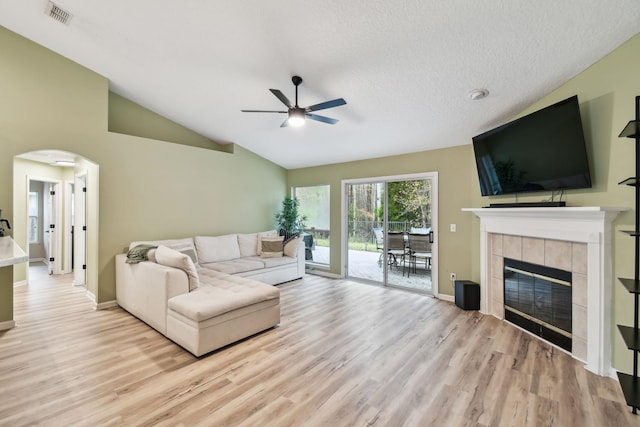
[275,196,307,233]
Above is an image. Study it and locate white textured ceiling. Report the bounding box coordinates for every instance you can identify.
[2,1,640,169]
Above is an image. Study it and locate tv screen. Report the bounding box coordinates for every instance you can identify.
[472,95,592,197]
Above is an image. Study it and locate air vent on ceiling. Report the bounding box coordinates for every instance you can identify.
[45,1,72,25]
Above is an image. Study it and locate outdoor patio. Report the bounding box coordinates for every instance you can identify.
[309,246,432,293]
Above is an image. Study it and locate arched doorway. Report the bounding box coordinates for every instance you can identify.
[13,150,99,298]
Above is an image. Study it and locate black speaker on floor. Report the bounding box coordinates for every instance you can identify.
[455,280,480,310]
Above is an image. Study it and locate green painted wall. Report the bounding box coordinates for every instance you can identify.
[0,268,12,324]
[0,26,287,321]
[108,92,231,152]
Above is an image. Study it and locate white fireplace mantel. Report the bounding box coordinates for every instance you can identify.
[463,206,628,377]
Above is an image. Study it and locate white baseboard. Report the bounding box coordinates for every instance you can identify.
[437,293,454,303]
[95,300,117,310]
[306,269,341,279]
[85,289,96,304]
[13,280,27,287]
[84,289,116,310]
[0,320,16,331]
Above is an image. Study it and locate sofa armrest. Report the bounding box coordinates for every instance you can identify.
[295,238,306,277]
[115,253,190,334]
[295,238,305,258]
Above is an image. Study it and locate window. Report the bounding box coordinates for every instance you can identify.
[293,185,330,265]
[28,191,39,244]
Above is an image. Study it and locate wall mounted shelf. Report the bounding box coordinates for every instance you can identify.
[617,95,640,414]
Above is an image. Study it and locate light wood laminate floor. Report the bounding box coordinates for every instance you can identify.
[1,270,638,426]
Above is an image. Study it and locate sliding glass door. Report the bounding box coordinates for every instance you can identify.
[344,173,437,295]
[346,181,385,283]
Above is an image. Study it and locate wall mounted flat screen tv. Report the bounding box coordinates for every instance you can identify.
[472,95,592,197]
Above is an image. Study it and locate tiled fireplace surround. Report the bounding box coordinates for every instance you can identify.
[464,207,626,377]
[490,234,587,358]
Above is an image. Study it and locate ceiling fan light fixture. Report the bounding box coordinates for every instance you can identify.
[242,76,345,127]
[288,109,305,127]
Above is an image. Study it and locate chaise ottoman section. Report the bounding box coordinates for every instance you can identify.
[166,272,280,356]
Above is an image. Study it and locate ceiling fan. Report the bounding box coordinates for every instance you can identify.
[241,76,346,127]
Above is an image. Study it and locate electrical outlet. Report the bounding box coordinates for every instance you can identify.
[450,273,456,281]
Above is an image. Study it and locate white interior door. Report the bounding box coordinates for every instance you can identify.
[46,182,63,275]
[63,181,74,274]
[42,182,50,266]
[46,183,57,274]
[74,174,86,286]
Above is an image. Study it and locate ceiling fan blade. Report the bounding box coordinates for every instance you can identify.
[269,89,293,108]
[306,113,339,125]
[306,98,346,112]
[241,109,287,113]
[280,118,290,128]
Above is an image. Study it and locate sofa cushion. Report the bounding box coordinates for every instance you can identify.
[169,272,279,322]
[155,245,199,291]
[260,235,284,258]
[199,258,265,275]
[195,235,241,263]
[237,233,258,257]
[245,255,296,268]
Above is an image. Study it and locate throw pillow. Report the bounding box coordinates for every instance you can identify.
[256,230,277,255]
[237,233,259,257]
[147,248,157,263]
[155,245,199,291]
[260,235,284,258]
[283,236,301,257]
[279,228,300,245]
[179,247,198,265]
[125,244,158,264]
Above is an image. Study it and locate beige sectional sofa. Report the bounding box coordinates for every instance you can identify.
[115,231,304,356]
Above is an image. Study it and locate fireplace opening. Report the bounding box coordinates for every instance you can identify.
[503,258,572,351]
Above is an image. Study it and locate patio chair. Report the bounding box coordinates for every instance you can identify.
[410,227,431,235]
[372,227,384,266]
[406,233,432,277]
[387,231,408,270]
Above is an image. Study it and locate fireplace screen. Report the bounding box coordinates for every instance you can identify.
[503,258,572,351]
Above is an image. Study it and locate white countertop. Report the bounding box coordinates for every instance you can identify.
[0,236,28,267]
